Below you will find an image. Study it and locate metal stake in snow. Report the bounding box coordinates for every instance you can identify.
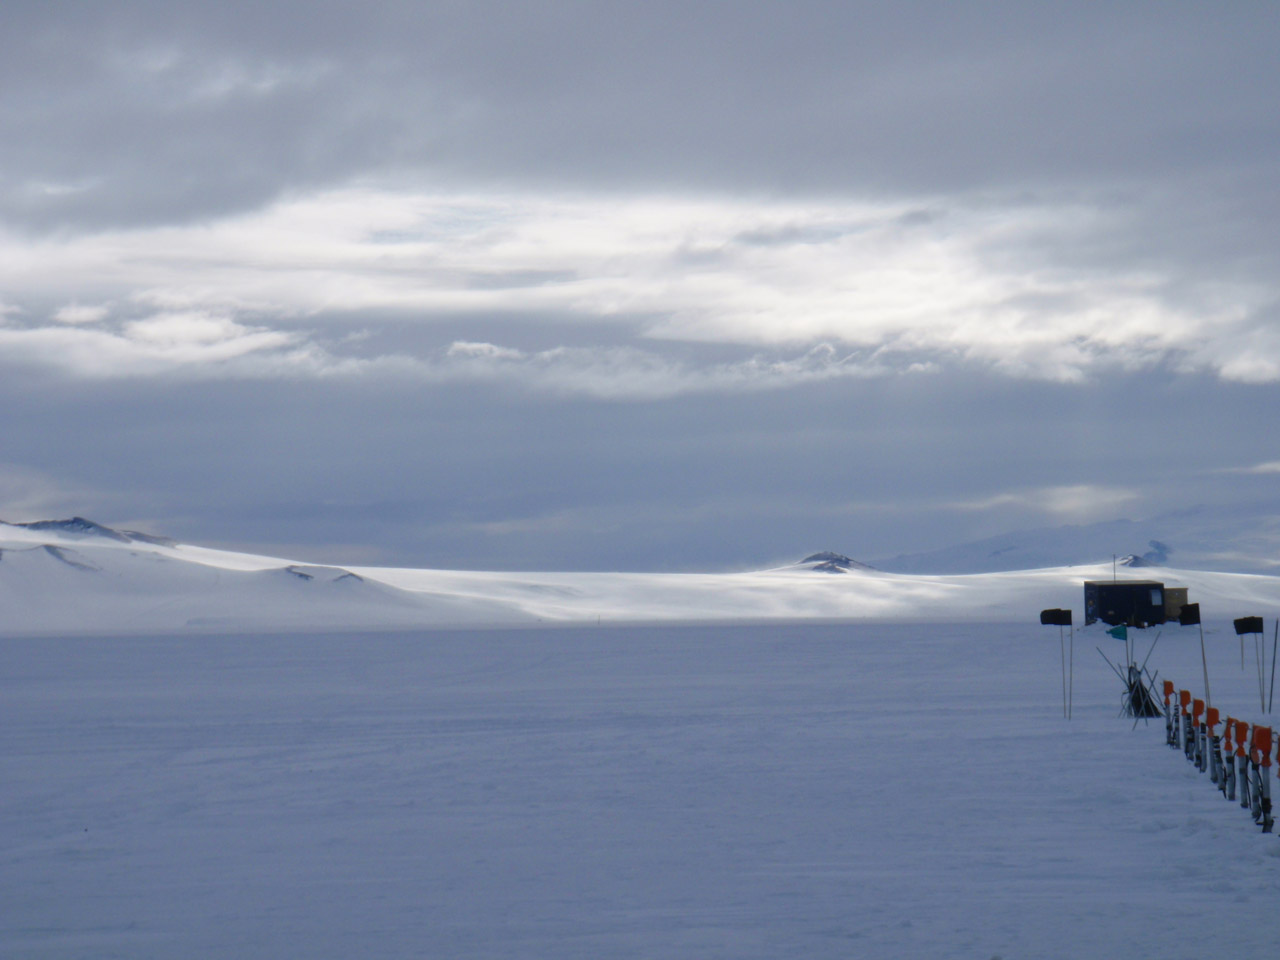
[1249,725,1264,823]
[1177,691,1187,757]
[1236,719,1252,811]
[1266,728,1278,833]
[1252,725,1274,832]
[1179,690,1193,760]
[1206,706,1222,786]
[1223,716,1237,800]
[1192,699,1206,773]
[1162,680,1176,748]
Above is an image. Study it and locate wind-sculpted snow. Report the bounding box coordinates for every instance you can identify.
[40,545,101,572]
[3,520,1279,635]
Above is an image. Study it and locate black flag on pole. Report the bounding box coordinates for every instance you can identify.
[1235,616,1264,635]
[1040,608,1072,626]
[1179,603,1201,626]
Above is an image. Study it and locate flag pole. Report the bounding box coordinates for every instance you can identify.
[1059,625,1067,719]
[1199,622,1211,708]
[1068,622,1074,720]
[1269,619,1278,714]
[1041,609,1073,720]
[1260,632,1268,713]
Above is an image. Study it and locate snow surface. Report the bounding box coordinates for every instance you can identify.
[6,620,1280,958]
[7,519,1280,956]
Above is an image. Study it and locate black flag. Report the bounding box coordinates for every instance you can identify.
[1179,603,1201,626]
[1040,608,1072,626]
[1234,616,1264,635]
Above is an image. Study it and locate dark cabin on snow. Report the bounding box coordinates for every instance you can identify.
[1084,580,1166,627]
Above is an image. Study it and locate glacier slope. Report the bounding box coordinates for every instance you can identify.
[3,518,1279,634]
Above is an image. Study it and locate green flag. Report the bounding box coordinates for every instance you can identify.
[1107,625,1128,641]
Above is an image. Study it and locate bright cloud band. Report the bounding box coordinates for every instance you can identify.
[0,187,1273,393]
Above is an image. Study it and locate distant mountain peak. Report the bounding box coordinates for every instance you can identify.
[1,517,175,547]
[864,505,1280,576]
[800,551,875,572]
[1118,540,1171,568]
[8,517,132,542]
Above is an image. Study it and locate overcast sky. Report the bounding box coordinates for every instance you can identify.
[3,2,1279,570]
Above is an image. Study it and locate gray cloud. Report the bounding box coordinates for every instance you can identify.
[0,306,905,399]
[4,2,1280,569]
[4,3,1278,229]
[6,6,1278,387]
[2,361,1277,570]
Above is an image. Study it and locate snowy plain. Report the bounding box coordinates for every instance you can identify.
[5,520,1280,958]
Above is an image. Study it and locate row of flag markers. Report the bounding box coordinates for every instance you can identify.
[1162,678,1275,832]
[1038,603,1280,834]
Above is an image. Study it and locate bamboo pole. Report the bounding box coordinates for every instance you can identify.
[1199,623,1211,708]
[1059,625,1067,719]
[1270,619,1278,714]
[1258,634,1268,713]
[1068,623,1074,720]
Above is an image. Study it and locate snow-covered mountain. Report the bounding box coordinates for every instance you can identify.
[874,502,1280,575]
[4,517,1280,636]
[799,551,876,573]
[0,518,531,635]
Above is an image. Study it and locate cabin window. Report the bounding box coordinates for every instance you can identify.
[1150,588,1162,605]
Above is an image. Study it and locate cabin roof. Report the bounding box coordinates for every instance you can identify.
[1083,579,1164,588]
